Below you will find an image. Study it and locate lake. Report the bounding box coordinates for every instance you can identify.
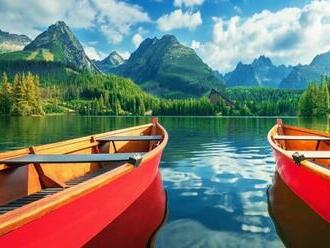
[0,115,329,247]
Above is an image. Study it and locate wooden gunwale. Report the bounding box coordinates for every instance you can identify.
[0,121,168,236]
[268,124,330,179]
[0,123,152,170]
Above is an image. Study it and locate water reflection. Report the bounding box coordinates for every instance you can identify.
[268,172,330,248]
[1,116,330,247]
[156,117,284,247]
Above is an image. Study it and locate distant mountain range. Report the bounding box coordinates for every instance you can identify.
[280,50,330,88]
[1,20,330,94]
[0,21,97,72]
[224,56,292,88]
[0,30,31,53]
[97,35,224,98]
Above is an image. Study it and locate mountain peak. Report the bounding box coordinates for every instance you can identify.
[102,51,124,66]
[0,29,31,53]
[225,55,292,87]
[160,34,178,43]
[111,34,224,97]
[252,55,272,67]
[23,21,97,71]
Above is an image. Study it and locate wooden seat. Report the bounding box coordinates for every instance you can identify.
[291,151,330,164]
[96,135,163,142]
[0,153,145,167]
[274,135,330,141]
[97,135,163,153]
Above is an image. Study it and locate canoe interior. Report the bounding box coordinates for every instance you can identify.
[272,123,330,168]
[0,122,163,207]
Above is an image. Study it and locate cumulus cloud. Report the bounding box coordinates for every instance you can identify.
[93,0,150,44]
[117,51,130,60]
[157,10,202,31]
[132,33,143,48]
[83,45,106,60]
[0,0,150,44]
[174,0,205,7]
[195,0,330,73]
[191,40,200,50]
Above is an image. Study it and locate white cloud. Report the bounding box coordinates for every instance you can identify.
[157,10,202,31]
[117,51,130,60]
[174,0,205,7]
[195,0,330,73]
[83,45,106,60]
[0,0,150,44]
[93,0,150,44]
[191,40,200,50]
[132,33,143,48]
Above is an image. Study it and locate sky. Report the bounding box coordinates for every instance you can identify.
[1,0,330,73]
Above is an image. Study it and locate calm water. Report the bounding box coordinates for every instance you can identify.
[0,115,329,247]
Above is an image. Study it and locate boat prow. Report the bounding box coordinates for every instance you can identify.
[268,119,330,222]
[0,117,168,247]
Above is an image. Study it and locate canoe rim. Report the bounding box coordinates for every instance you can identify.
[268,123,330,179]
[0,119,168,236]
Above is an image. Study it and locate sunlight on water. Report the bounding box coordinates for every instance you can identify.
[0,116,329,247]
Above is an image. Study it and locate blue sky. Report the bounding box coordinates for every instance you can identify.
[0,0,330,72]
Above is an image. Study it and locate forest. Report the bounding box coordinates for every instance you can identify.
[298,78,330,117]
[0,68,305,117]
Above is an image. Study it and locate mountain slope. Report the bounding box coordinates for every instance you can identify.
[112,35,224,98]
[280,50,330,88]
[0,30,31,53]
[0,21,97,72]
[95,51,125,72]
[225,56,292,87]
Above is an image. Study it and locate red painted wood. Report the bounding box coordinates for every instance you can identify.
[272,149,330,223]
[84,172,166,248]
[0,150,164,247]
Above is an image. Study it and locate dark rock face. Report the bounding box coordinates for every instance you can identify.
[24,21,97,72]
[111,34,224,98]
[225,56,292,88]
[280,51,330,88]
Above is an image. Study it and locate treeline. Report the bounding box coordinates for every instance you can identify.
[225,87,302,116]
[0,69,305,116]
[298,78,330,117]
[0,72,44,116]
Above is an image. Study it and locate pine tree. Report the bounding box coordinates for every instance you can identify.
[0,73,12,114]
[316,82,329,116]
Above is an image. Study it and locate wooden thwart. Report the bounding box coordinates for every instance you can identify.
[97,135,163,153]
[0,153,145,167]
[274,135,330,141]
[291,151,330,164]
[96,135,163,142]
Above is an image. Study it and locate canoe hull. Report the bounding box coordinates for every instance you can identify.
[272,148,330,222]
[0,150,165,247]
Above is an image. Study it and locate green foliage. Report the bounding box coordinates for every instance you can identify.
[0,67,304,117]
[0,72,12,114]
[225,87,302,116]
[0,72,44,116]
[298,79,330,117]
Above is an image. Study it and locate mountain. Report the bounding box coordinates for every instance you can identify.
[95,51,125,72]
[112,35,224,98]
[0,21,97,72]
[225,62,258,87]
[0,30,31,53]
[225,56,292,88]
[280,50,330,88]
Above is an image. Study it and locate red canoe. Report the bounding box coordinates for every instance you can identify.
[0,118,168,247]
[268,119,330,223]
